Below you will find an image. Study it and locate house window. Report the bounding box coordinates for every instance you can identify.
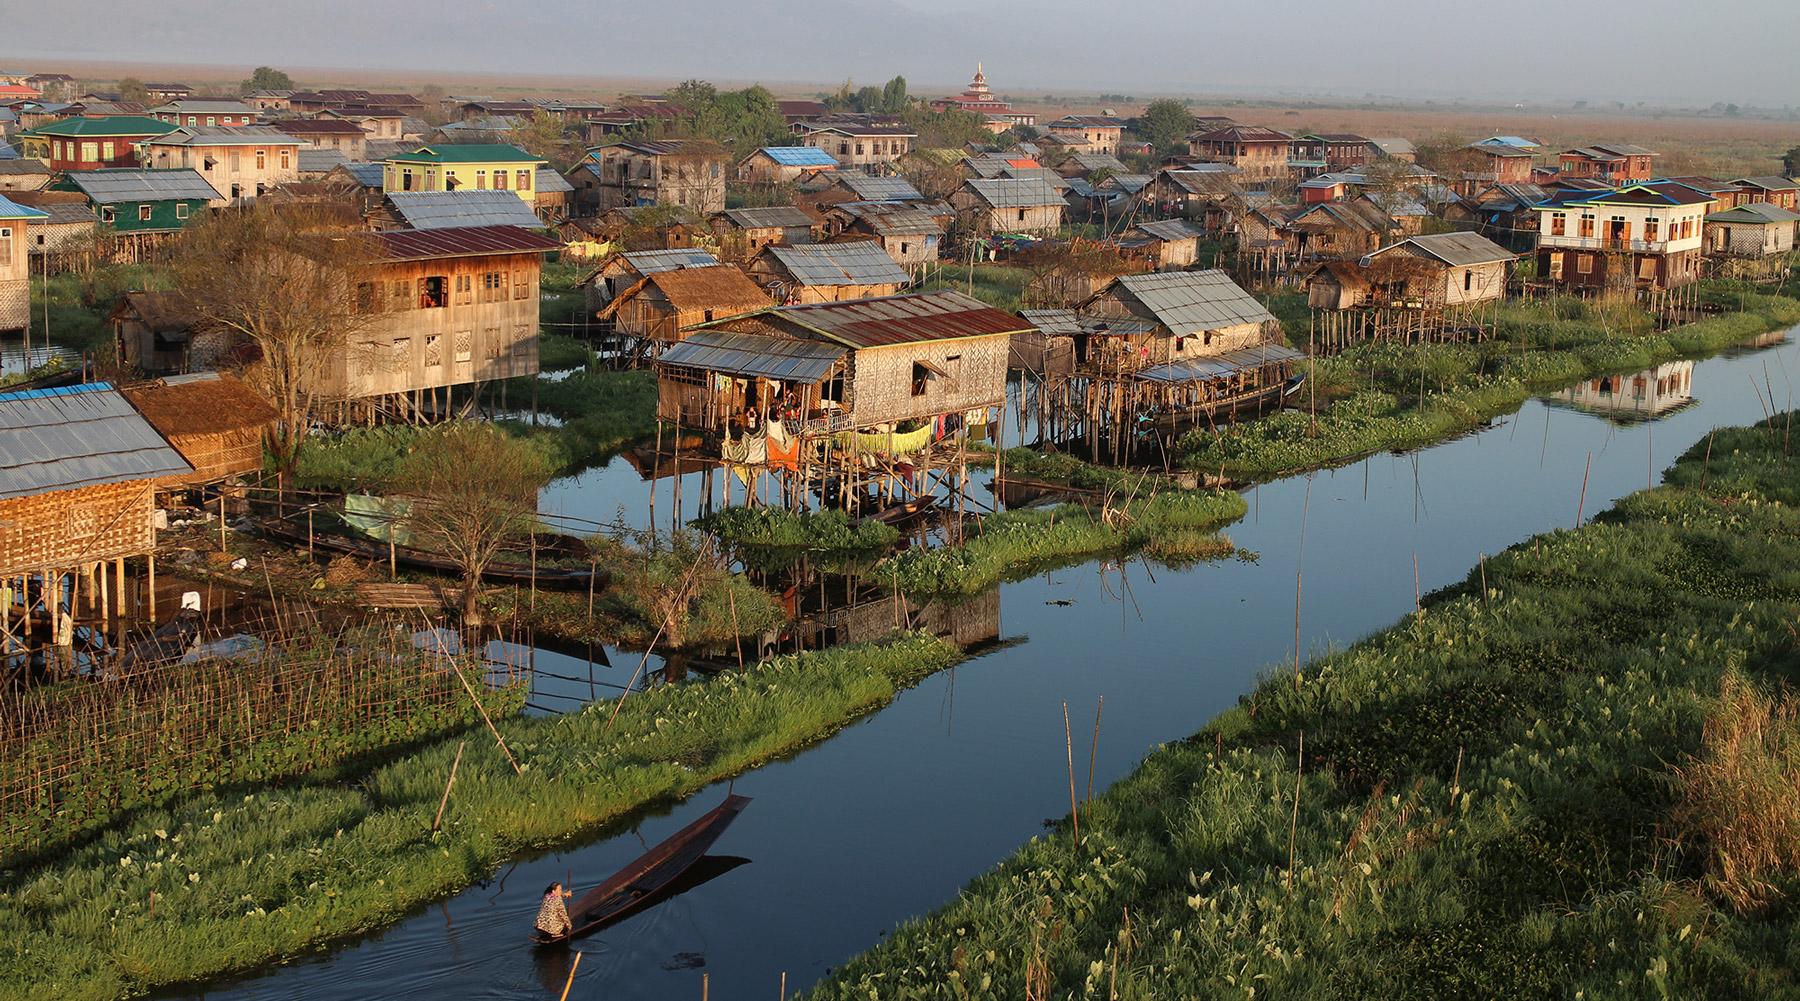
[354,281,377,313]
[101,141,115,161]
[138,205,152,222]
[1576,253,1594,275]
[391,337,412,366]
[911,361,931,396]
[186,116,197,126]
[1550,213,1566,236]
[279,149,289,169]
[206,116,216,127]
[1644,218,1659,241]
[1464,271,1473,292]
[513,271,530,300]
[476,170,487,189]
[256,149,266,170]
[1548,252,1564,279]
[80,141,98,162]
[454,273,473,305]
[390,279,411,310]
[494,170,508,190]
[425,335,443,368]
[0,228,9,268]
[1578,214,1595,238]
[401,169,415,191]
[517,170,531,191]
[838,142,849,155]
[481,271,505,302]
[1639,257,1657,280]
[100,206,116,223]
[419,276,448,308]
[230,149,242,172]
[176,202,190,219]
[1017,209,1026,222]
[454,331,473,364]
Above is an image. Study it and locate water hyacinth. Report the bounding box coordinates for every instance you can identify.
[805,412,1800,1000]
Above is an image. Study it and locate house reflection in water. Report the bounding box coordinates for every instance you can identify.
[1550,359,1695,422]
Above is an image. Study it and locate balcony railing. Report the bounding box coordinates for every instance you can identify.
[1541,236,1675,254]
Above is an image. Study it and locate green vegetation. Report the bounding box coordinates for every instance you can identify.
[871,487,1245,597]
[1182,287,1800,479]
[30,266,171,356]
[694,506,900,553]
[0,633,964,1001]
[919,264,1034,312]
[807,416,1800,1000]
[0,633,521,868]
[536,331,595,371]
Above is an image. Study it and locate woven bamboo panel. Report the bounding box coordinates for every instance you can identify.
[0,481,155,577]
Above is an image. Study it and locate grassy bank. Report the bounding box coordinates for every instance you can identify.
[871,485,1247,597]
[1181,286,1800,480]
[0,633,962,1001]
[695,506,901,554]
[807,416,1800,999]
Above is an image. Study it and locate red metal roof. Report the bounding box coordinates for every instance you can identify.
[371,225,561,262]
[769,291,1033,349]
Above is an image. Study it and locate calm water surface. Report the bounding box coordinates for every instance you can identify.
[172,330,1798,1000]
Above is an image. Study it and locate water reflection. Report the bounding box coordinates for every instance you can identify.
[1548,360,1696,423]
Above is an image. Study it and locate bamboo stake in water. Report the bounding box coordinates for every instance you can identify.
[431,741,466,832]
[1413,552,1421,624]
[1575,451,1592,527]
[1063,701,1080,850]
[558,952,582,1001]
[1086,695,1104,805]
[1701,432,1714,490]
[780,971,788,1000]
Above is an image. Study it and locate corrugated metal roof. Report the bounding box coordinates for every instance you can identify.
[385,190,546,230]
[836,175,924,202]
[30,202,96,226]
[763,290,1032,349]
[1134,343,1304,384]
[1707,202,1800,224]
[757,146,839,167]
[1067,152,1128,173]
[658,330,845,382]
[723,206,814,230]
[296,148,348,173]
[534,167,573,194]
[1368,231,1514,268]
[371,225,561,261]
[623,248,720,273]
[847,205,942,237]
[1735,176,1800,191]
[0,382,192,499]
[1135,218,1204,242]
[1000,166,1071,191]
[1101,173,1151,193]
[0,193,48,220]
[964,176,1063,208]
[67,169,224,204]
[337,162,385,187]
[1019,309,1081,336]
[762,242,909,287]
[1110,270,1277,334]
[140,126,304,147]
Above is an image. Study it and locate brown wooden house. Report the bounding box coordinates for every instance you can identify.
[710,205,816,261]
[747,242,910,303]
[596,264,772,352]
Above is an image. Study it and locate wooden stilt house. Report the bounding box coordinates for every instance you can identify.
[1,383,192,664]
[595,264,773,354]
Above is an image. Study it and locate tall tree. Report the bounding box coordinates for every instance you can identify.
[114,77,149,103]
[388,423,554,626]
[1137,99,1195,155]
[169,203,377,490]
[239,66,294,94]
[880,75,909,113]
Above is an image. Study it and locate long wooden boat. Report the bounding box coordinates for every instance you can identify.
[530,794,751,946]
[255,516,607,591]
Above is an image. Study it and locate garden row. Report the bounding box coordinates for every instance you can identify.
[0,632,962,1001]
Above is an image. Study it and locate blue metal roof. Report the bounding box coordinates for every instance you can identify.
[0,192,48,220]
[759,146,838,167]
[0,382,193,499]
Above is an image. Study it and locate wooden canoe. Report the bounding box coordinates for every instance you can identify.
[530,794,751,947]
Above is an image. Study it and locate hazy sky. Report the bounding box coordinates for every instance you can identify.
[6,0,1798,106]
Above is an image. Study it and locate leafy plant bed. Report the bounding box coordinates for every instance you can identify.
[0,632,963,1001]
[806,414,1800,1000]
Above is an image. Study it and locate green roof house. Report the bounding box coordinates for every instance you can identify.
[17,115,177,171]
[381,144,546,204]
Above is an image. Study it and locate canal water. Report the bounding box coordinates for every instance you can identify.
[171,331,1797,1000]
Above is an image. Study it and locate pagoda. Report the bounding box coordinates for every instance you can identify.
[930,65,1034,129]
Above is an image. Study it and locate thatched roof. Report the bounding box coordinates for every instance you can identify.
[120,373,277,438]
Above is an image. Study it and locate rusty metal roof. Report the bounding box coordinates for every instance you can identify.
[760,241,909,286]
[370,225,561,261]
[762,290,1034,349]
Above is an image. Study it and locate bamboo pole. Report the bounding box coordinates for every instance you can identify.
[1063,701,1080,850]
[558,952,583,1001]
[1285,731,1304,892]
[448,658,522,775]
[1575,451,1592,527]
[431,741,466,832]
[1086,695,1103,804]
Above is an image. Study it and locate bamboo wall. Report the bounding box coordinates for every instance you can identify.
[846,334,1008,427]
[0,482,156,578]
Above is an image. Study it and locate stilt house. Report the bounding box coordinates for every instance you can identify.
[595,264,772,352]
[119,373,277,487]
[747,241,910,303]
